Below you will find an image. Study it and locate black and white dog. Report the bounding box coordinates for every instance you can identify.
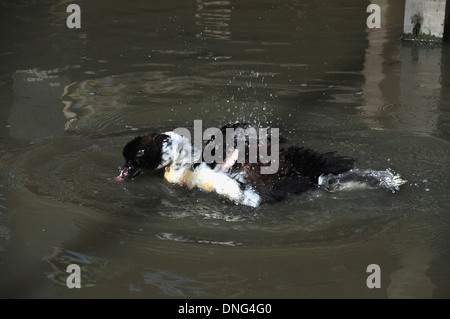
[116,122,405,207]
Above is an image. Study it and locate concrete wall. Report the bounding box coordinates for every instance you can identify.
[403,0,448,41]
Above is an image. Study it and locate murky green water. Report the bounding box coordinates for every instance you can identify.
[0,0,449,298]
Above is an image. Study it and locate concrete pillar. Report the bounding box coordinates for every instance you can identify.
[446,1,450,39]
[403,0,449,41]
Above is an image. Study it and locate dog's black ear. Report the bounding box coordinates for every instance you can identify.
[122,135,145,161]
[122,133,169,170]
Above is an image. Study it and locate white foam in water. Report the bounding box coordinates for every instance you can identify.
[318,168,407,193]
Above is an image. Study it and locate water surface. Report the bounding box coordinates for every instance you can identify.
[0,0,449,298]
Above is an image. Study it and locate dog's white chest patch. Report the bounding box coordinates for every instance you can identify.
[163,163,261,207]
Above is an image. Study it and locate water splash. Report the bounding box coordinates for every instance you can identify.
[318,168,407,193]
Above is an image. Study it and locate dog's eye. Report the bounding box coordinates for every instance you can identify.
[136,149,145,157]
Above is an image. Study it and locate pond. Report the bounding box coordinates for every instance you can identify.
[0,0,449,298]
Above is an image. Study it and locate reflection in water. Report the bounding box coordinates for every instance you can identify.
[439,44,450,139]
[156,232,241,246]
[141,269,204,297]
[0,184,8,253]
[10,69,69,141]
[60,71,214,133]
[396,43,442,135]
[360,0,445,136]
[355,0,448,298]
[196,0,232,41]
[0,224,9,252]
[45,246,105,288]
[361,0,392,129]
[388,246,436,298]
[140,267,248,297]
